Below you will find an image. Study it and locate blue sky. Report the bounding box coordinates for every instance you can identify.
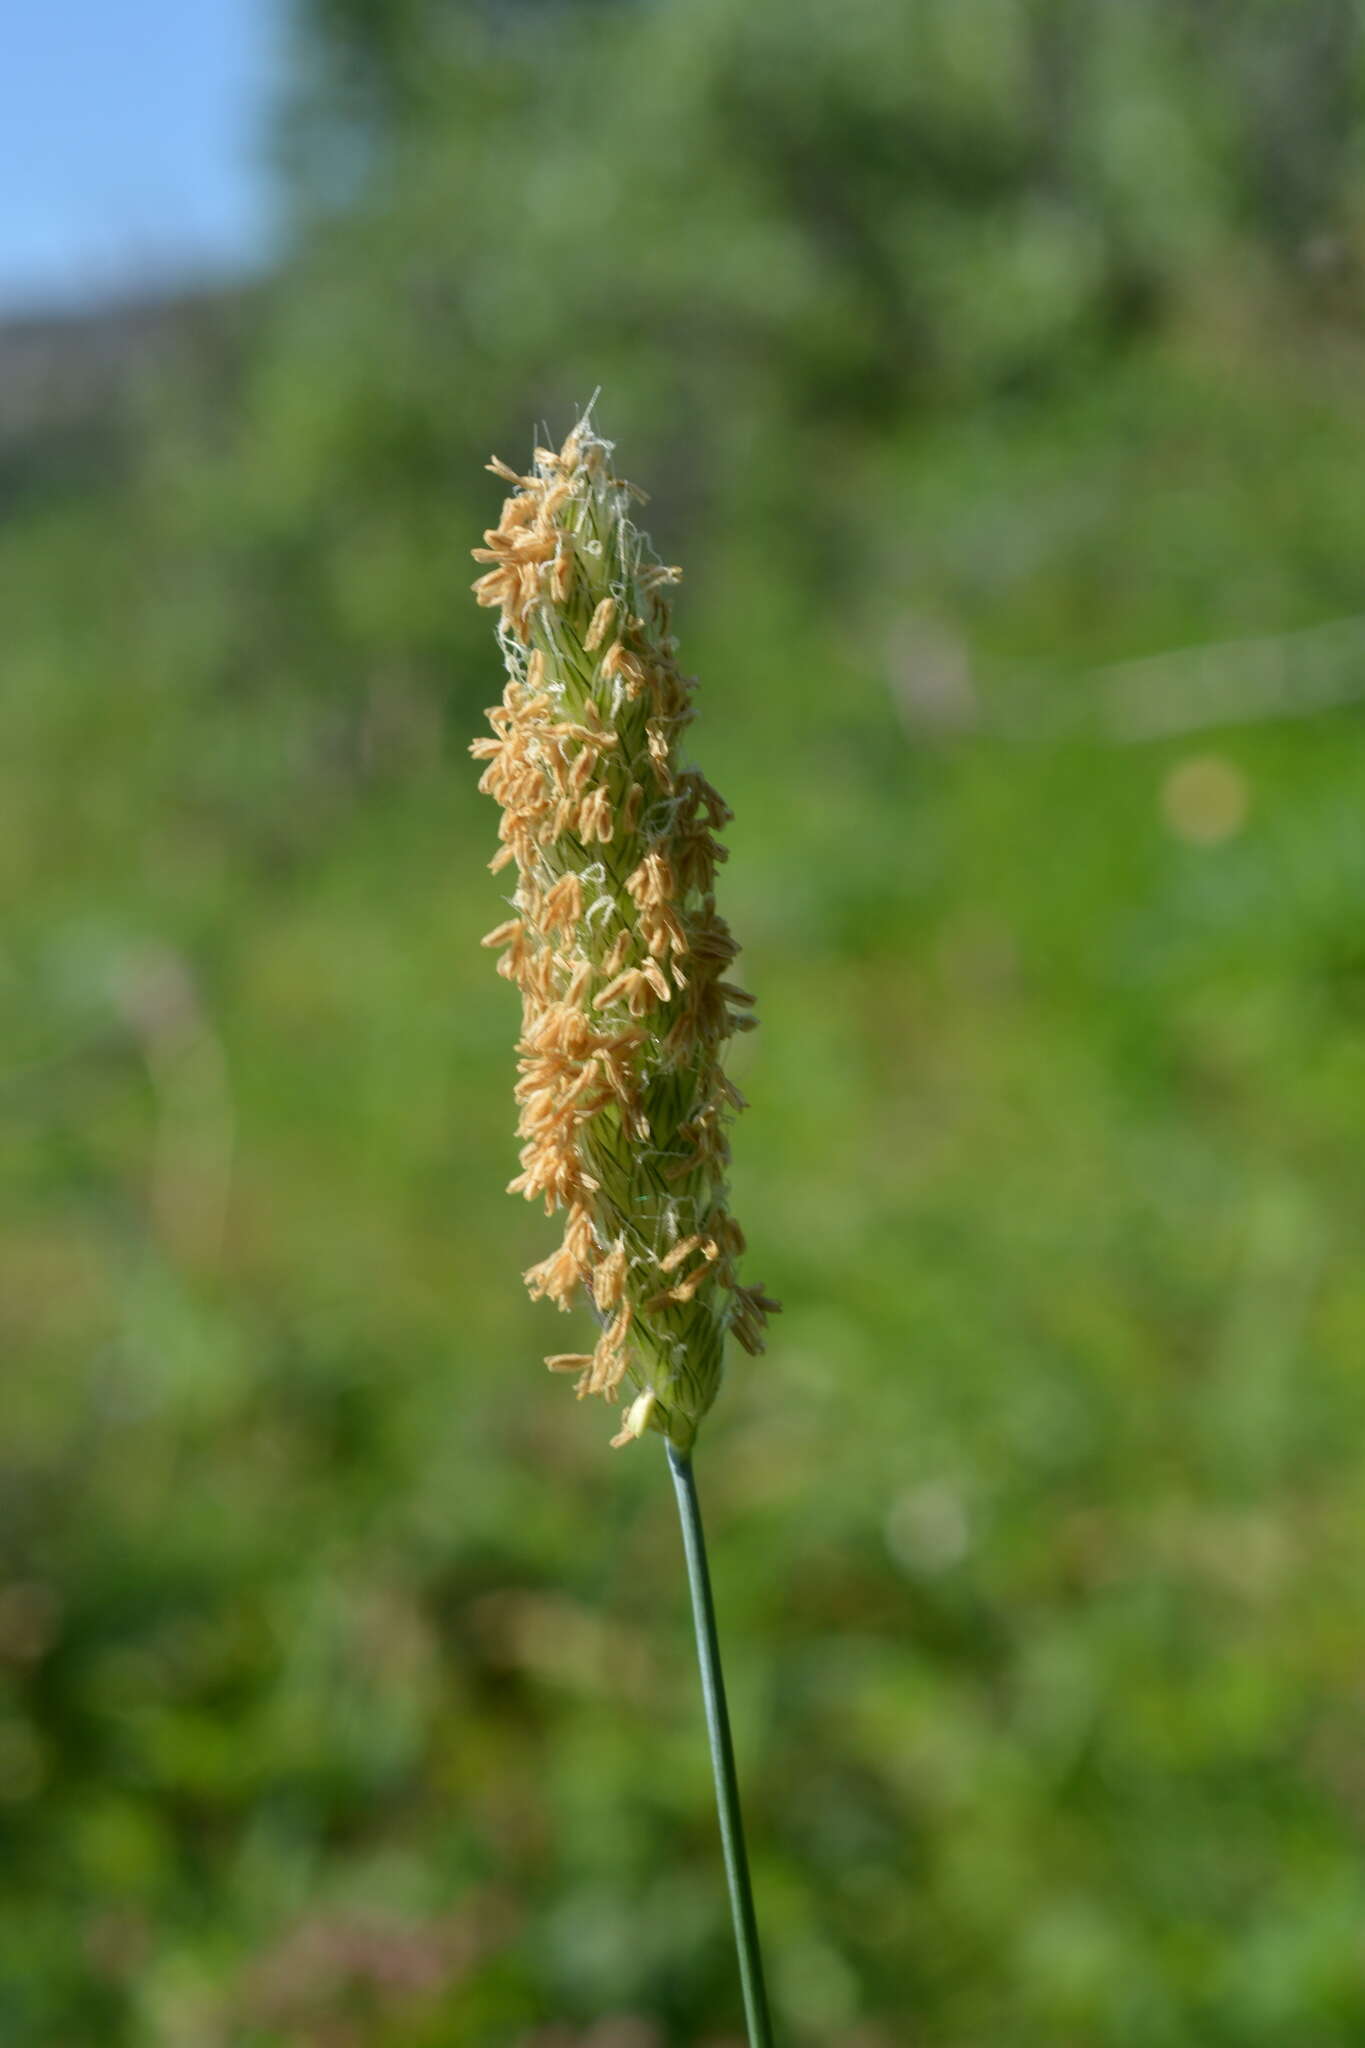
[0,0,279,310]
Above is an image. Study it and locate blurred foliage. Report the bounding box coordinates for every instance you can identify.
[4,0,1365,2041]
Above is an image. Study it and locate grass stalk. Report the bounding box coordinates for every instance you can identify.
[665,1440,776,2047]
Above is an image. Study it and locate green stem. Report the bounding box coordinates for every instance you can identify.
[665,1440,776,2047]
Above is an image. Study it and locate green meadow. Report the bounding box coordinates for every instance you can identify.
[4,4,1365,2041]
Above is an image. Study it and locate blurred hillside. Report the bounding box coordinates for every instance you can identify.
[4,3,1365,2044]
[0,286,258,508]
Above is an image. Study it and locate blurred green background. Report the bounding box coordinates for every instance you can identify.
[5,2,1365,2042]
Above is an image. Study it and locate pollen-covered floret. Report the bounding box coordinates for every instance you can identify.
[470,416,778,1450]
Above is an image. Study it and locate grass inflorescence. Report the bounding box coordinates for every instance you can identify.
[471,418,778,1451]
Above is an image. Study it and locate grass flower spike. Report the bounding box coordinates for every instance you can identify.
[471,416,778,1452]
[472,415,780,2046]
